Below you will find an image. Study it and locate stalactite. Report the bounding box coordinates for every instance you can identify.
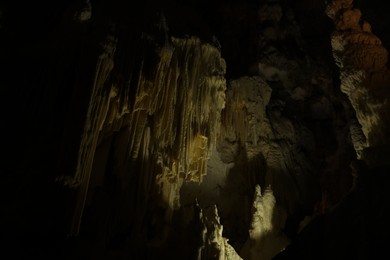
[220,76,272,147]
[60,34,117,235]
[131,36,226,214]
[60,34,226,236]
[72,0,92,23]
[220,76,315,214]
[327,0,390,158]
[58,35,118,188]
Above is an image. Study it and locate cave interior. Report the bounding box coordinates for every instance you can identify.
[1,0,390,259]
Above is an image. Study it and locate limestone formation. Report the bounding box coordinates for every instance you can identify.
[3,0,389,259]
[327,0,390,162]
[240,185,289,260]
[57,33,226,235]
[199,205,243,260]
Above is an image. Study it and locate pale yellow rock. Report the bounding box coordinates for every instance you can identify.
[200,205,243,260]
[240,185,289,260]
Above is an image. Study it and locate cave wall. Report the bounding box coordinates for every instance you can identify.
[276,0,390,258]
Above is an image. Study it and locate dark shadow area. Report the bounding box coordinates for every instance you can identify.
[274,162,390,259]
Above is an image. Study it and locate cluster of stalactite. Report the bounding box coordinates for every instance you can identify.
[137,37,226,215]
[57,33,226,236]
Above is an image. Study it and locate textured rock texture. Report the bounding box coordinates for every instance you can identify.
[327,0,390,162]
[199,205,243,260]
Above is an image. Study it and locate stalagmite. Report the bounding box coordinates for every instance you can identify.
[240,185,289,260]
[199,205,243,260]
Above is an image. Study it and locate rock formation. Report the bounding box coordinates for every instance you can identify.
[326,0,390,163]
[275,0,390,258]
[1,0,389,259]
